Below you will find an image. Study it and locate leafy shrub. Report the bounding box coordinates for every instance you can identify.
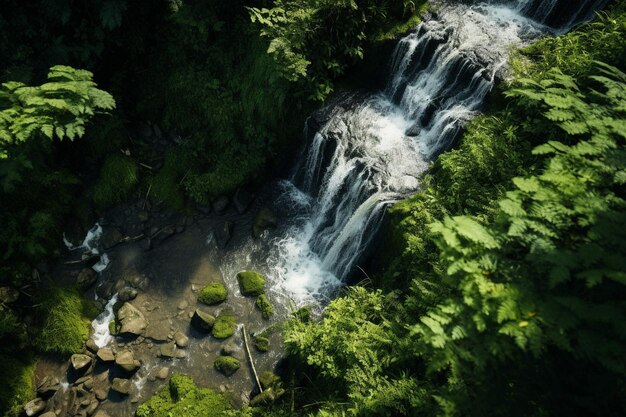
[32,286,99,356]
[198,282,228,306]
[93,154,138,208]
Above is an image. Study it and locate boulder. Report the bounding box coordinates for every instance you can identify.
[111,378,131,395]
[76,268,98,291]
[85,338,99,353]
[191,309,215,332]
[214,356,240,376]
[252,208,278,238]
[173,330,189,348]
[236,271,266,296]
[71,354,92,371]
[197,282,228,306]
[37,376,60,398]
[160,342,185,359]
[212,196,229,214]
[23,398,45,416]
[117,303,147,336]
[118,287,138,302]
[156,367,170,380]
[94,389,108,401]
[211,307,237,339]
[115,350,141,372]
[233,189,254,214]
[96,347,115,362]
[101,228,123,250]
[254,336,269,352]
[214,221,233,248]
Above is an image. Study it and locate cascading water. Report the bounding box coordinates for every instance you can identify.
[267,0,608,304]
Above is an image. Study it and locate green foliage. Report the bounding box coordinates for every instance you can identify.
[248,0,419,101]
[135,373,233,417]
[198,282,228,306]
[0,355,35,417]
[93,154,138,208]
[254,335,270,352]
[255,294,274,319]
[214,355,241,376]
[0,65,115,158]
[32,285,98,356]
[212,308,237,339]
[237,271,266,296]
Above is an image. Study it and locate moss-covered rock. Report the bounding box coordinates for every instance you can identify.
[255,294,274,319]
[135,373,232,417]
[213,356,240,376]
[236,271,265,296]
[211,308,237,339]
[191,309,215,333]
[93,154,139,209]
[254,335,269,352]
[108,320,118,335]
[259,371,282,391]
[197,282,228,306]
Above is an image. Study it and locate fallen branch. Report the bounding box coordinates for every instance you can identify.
[242,324,263,393]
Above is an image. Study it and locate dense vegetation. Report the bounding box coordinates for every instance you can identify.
[0,0,624,416]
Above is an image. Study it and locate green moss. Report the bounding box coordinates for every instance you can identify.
[0,355,35,417]
[255,294,274,319]
[237,271,265,296]
[93,154,139,209]
[151,149,187,210]
[254,335,269,352]
[109,320,118,335]
[214,355,240,376]
[374,1,429,41]
[198,282,228,306]
[211,308,237,339]
[32,286,98,356]
[135,373,232,417]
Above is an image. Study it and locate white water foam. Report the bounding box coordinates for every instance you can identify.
[91,293,118,348]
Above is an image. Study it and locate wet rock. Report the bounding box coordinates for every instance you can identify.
[83,378,94,390]
[37,376,60,398]
[94,389,108,401]
[101,228,123,250]
[213,355,240,376]
[233,189,254,214]
[111,378,131,395]
[96,347,115,362]
[160,342,186,359]
[86,400,99,415]
[0,286,20,304]
[144,323,169,342]
[211,307,237,339]
[156,367,170,380]
[254,336,269,352]
[85,338,99,353]
[115,350,141,372]
[94,410,111,417]
[118,287,138,302]
[214,221,233,248]
[173,330,189,348]
[71,354,92,371]
[177,300,188,310]
[117,303,147,336]
[140,238,152,251]
[237,271,266,296]
[191,309,215,332]
[76,268,98,291]
[23,397,45,416]
[252,208,278,238]
[220,341,243,360]
[212,196,229,214]
[96,281,115,299]
[155,225,175,241]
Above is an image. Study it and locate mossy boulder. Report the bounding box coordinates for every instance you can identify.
[236,271,265,296]
[197,282,228,306]
[135,374,232,417]
[93,154,139,209]
[211,308,237,339]
[191,309,216,333]
[254,336,269,352]
[251,372,285,406]
[255,294,274,319]
[213,356,240,376]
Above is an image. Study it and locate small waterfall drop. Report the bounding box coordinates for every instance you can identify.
[267,0,608,304]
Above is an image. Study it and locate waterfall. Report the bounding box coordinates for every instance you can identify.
[269,0,608,304]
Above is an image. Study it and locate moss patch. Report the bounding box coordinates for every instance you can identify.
[93,154,139,209]
[211,308,237,339]
[135,373,232,417]
[214,355,240,377]
[0,355,35,417]
[198,282,228,306]
[254,335,269,352]
[236,271,265,296]
[33,286,98,356]
[255,294,274,319]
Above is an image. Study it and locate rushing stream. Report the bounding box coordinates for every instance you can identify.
[266,0,609,304]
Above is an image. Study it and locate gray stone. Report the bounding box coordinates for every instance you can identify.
[111,378,132,395]
[214,221,233,248]
[71,354,92,371]
[77,268,98,291]
[115,350,141,372]
[191,309,215,332]
[37,376,60,398]
[118,287,138,302]
[23,397,45,416]
[233,189,254,214]
[156,367,169,380]
[160,342,185,359]
[117,303,147,336]
[212,196,229,214]
[221,341,243,360]
[96,348,115,362]
[173,330,189,348]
